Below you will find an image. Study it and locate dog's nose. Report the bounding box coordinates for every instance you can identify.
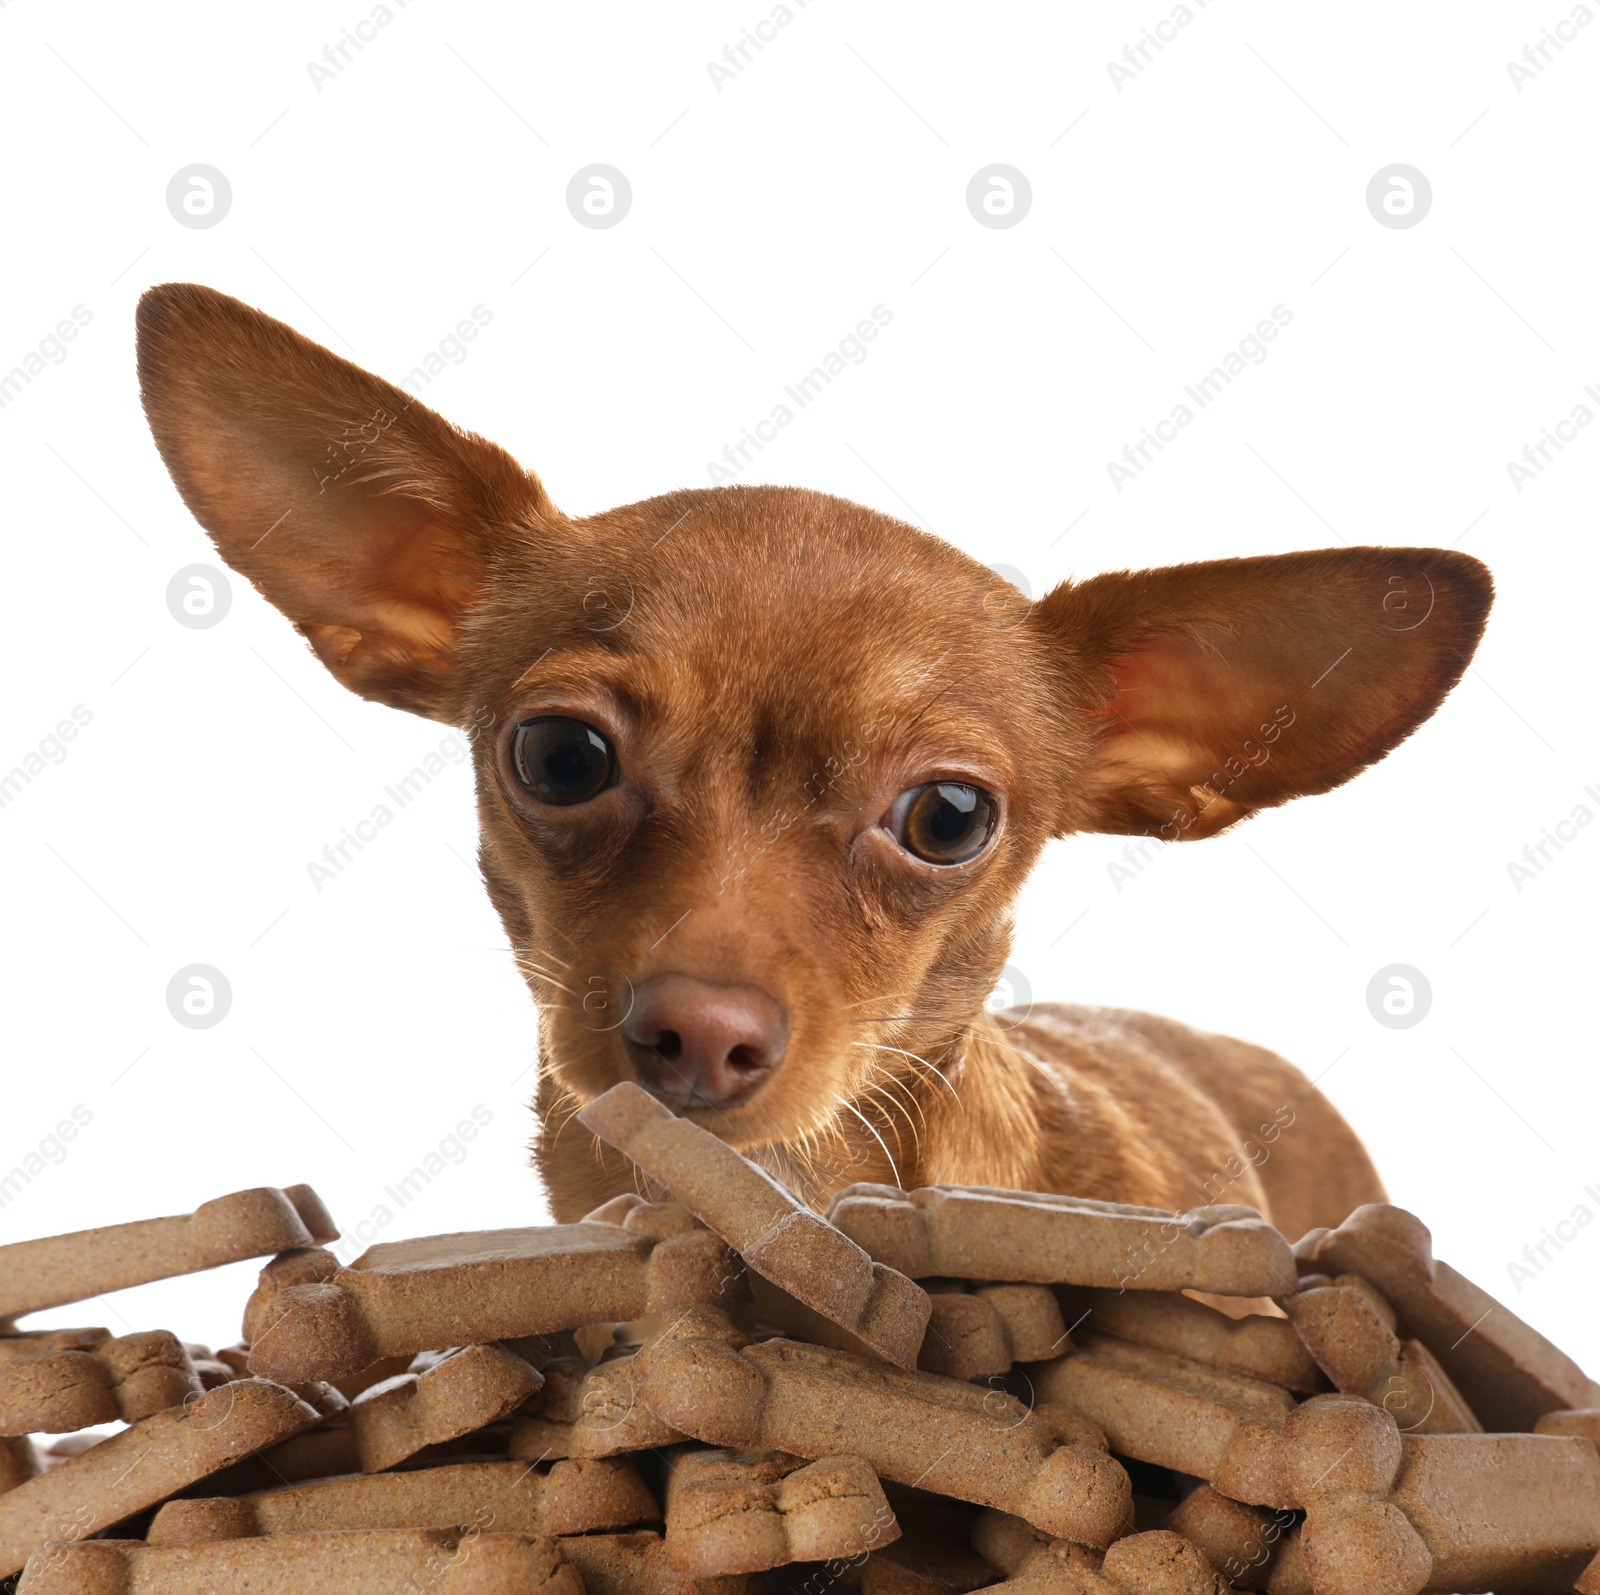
[621,974,788,1108]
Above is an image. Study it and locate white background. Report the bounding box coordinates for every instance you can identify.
[1,1,1596,1383]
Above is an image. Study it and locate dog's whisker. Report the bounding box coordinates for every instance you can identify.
[511,939,574,971]
[872,1070,931,1138]
[838,990,907,1012]
[860,1079,923,1169]
[834,1094,902,1189]
[512,956,582,999]
[852,1041,965,1115]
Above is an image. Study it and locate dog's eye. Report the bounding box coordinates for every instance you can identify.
[887,782,998,865]
[511,718,616,805]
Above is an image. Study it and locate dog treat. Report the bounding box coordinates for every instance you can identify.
[554,1528,753,1594]
[182,1342,235,1390]
[0,1439,38,1494]
[212,1418,362,1491]
[1166,1487,1301,1593]
[147,1454,658,1542]
[1034,1333,1296,1487]
[243,1205,743,1384]
[349,1342,543,1471]
[1294,1203,1600,1430]
[579,1086,932,1369]
[636,1307,1130,1547]
[207,1342,351,1421]
[972,1510,1239,1593]
[0,1330,200,1435]
[511,1349,687,1459]
[1581,1549,1600,1595]
[918,1283,1068,1382]
[828,1185,1297,1299]
[845,1484,991,1594]
[0,1186,337,1320]
[1278,1275,1480,1434]
[330,1351,416,1400]
[748,1273,1064,1382]
[1202,1392,1600,1594]
[1057,1289,1321,1394]
[1536,1407,1600,1442]
[663,1446,895,1575]
[0,1378,320,1578]
[15,1528,581,1594]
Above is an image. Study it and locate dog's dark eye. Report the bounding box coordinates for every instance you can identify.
[511,718,616,805]
[887,782,998,865]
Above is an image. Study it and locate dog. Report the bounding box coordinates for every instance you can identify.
[136,283,1492,1239]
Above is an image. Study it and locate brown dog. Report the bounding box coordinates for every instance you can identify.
[136,284,1491,1238]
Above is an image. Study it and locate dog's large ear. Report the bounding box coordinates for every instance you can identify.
[137,283,557,721]
[1031,547,1492,840]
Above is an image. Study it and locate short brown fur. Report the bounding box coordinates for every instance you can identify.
[134,285,1492,1233]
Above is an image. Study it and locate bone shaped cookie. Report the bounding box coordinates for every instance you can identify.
[827,1185,1296,1298]
[511,1349,686,1459]
[146,1455,658,1542]
[0,1330,200,1434]
[1056,1288,1322,1393]
[1226,1392,1600,1594]
[634,1306,1130,1547]
[664,1446,896,1575]
[1278,1274,1480,1434]
[1294,1203,1600,1431]
[0,1378,320,1579]
[0,1185,336,1320]
[972,1510,1239,1593]
[579,1084,932,1368]
[243,1202,743,1384]
[15,1528,581,1594]
[1032,1333,1297,1490]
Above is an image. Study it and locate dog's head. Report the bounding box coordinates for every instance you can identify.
[136,285,1491,1176]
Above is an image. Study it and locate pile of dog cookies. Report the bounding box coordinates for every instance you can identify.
[3,1081,1599,1594]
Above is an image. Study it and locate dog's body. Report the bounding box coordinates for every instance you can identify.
[136,286,1488,1238]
